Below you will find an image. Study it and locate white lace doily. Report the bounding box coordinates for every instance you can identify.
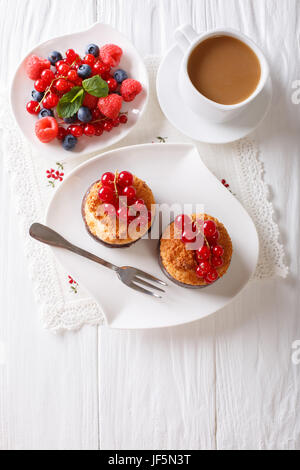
[0,56,288,332]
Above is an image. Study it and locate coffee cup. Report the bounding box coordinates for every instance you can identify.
[174,24,269,123]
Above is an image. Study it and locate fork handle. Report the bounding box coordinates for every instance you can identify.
[29,223,118,272]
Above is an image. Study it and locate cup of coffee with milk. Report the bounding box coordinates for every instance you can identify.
[174,24,269,123]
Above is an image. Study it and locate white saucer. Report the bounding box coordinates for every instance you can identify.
[156,44,272,144]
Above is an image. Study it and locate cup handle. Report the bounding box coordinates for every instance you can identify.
[174,24,198,52]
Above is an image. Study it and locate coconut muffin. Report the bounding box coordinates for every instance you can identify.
[159,213,232,287]
[82,170,155,247]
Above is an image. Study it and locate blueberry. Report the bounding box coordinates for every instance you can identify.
[114,69,128,84]
[48,50,63,65]
[38,108,54,119]
[62,134,77,151]
[85,43,99,57]
[32,90,44,102]
[77,64,92,79]
[64,114,77,123]
[77,106,92,123]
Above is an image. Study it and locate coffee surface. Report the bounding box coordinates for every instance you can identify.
[187,35,261,105]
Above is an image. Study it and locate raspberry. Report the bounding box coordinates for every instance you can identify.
[97,94,123,120]
[82,93,98,109]
[100,44,123,67]
[25,55,51,80]
[35,117,58,143]
[120,79,142,102]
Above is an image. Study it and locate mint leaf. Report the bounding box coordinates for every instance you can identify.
[57,87,85,118]
[82,75,109,97]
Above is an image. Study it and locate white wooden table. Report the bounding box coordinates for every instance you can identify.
[0,0,299,450]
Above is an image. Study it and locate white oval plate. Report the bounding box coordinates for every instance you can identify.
[46,143,259,329]
[10,23,149,160]
[156,44,272,144]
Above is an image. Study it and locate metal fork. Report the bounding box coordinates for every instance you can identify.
[29,223,167,298]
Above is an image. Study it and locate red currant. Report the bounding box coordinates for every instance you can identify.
[102,203,116,217]
[94,124,104,136]
[135,199,145,206]
[57,63,70,75]
[71,125,83,137]
[83,124,95,136]
[34,79,47,92]
[196,245,210,261]
[55,60,65,69]
[208,230,219,245]
[205,269,219,284]
[98,186,115,203]
[211,256,223,268]
[203,220,217,237]
[67,125,75,134]
[44,92,59,108]
[106,77,118,92]
[118,171,133,187]
[40,69,55,85]
[181,229,197,244]
[121,185,136,205]
[101,172,115,188]
[84,54,96,66]
[196,261,211,278]
[119,114,128,124]
[93,60,110,75]
[103,120,113,132]
[67,69,78,82]
[57,127,67,140]
[26,100,39,114]
[55,78,70,93]
[174,214,192,232]
[66,49,77,64]
[212,245,224,257]
[117,206,129,222]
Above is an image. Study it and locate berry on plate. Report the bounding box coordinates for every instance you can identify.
[26,100,39,115]
[114,69,128,84]
[97,94,123,120]
[38,108,54,119]
[40,69,55,85]
[100,44,123,67]
[83,123,96,136]
[118,170,133,188]
[34,78,47,92]
[120,78,142,102]
[106,77,118,92]
[85,43,100,57]
[25,55,51,80]
[35,116,58,143]
[77,64,92,79]
[48,50,63,66]
[78,106,92,123]
[93,60,110,76]
[62,134,77,151]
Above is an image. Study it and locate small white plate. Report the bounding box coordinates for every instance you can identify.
[46,143,259,329]
[10,23,149,159]
[156,44,272,144]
